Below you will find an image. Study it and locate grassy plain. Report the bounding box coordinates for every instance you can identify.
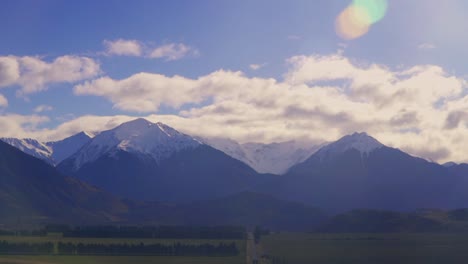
[261,232,468,264]
[0,236,245,264]
[0,255,243,264]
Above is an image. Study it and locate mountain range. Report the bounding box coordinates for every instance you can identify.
[0,137,326,230]
[2,117,468,229]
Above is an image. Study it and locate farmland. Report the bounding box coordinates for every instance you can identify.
[261,233,468,264]
[0,235,245,264]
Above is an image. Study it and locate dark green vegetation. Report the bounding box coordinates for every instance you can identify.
[0,236,245,264]
[0,255,243,264]
[46,225,246,239]
[0,240,238,256]
[0,240,54,254]
[262,233,468,264]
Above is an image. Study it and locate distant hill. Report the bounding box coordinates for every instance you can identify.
[316,209,441,233]
[316,208,468,233]
[179,192,327,231]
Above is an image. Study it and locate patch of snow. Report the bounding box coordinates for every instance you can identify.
[1,138,53,164]
[201,137,322,174]
[316,132,383,158]
[71,118,201,169]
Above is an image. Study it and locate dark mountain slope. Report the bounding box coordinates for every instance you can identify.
[0,140,128,225]
[257,133,467,212]
[58,119,271,202]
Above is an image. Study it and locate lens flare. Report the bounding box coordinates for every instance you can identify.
[353,0,387,24]
[335,0,388,40]
[335,5,370,40]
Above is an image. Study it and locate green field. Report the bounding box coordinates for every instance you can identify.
[261,233,468,264]
[0,236,246,264]
[0,255,243,264]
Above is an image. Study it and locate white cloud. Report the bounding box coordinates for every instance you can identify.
[0,94,8,108]
[103,39,196,61]
[0,57,20,87]
[418,43,436,50]
[34,104,53,113]
[148,43,194,61]
[0,114,50,138]
[0,55,101,95]
[103,39,142,56]
[249,63,266,70]
[68,52,468,164]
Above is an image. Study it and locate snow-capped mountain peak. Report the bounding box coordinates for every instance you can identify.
[71,118,201,169]
[200,137,323,174]
[317,132,383,157]
[1,138,53,163]
[47,131,93,164]
[1,131,94,166]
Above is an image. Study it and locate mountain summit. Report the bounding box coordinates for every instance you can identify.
[58,118,265,202]
[316,132,383,158]
[70,118,201,170]
[256,131,468,212]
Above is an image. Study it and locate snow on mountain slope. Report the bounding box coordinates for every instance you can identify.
[242,141,323,174]
[0,138,53,164]
[46,132,92,164]
[201,138,322,174]
[1,132,93,166]
[315,132,383,159]
[71,118,202,169]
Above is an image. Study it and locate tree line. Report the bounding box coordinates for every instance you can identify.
[43,225,246,239]
[0,241,54,255]
[57,241,239,256]
[0,240,238,256]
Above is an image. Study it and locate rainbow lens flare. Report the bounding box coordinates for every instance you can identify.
[335,0,388,40]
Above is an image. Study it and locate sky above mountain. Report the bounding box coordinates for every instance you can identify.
[0,0,468,163]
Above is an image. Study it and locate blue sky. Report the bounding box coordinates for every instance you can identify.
[1,0,468,163]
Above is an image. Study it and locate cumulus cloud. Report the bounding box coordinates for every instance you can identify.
[0,94,8,108]
[148,43,194,61]
[103,39,142,56]
[34,104,53,113]
[103,39,196,61]
[68,52,468,164]
[0,57,20,87]
[0,114,50,138]
[0,55,101,95]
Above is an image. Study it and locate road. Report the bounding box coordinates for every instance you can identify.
[246,232,258,264]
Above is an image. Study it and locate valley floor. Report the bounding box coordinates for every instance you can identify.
[0,236,245,264]
[260,233,468,264]
[0,256,242,264]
